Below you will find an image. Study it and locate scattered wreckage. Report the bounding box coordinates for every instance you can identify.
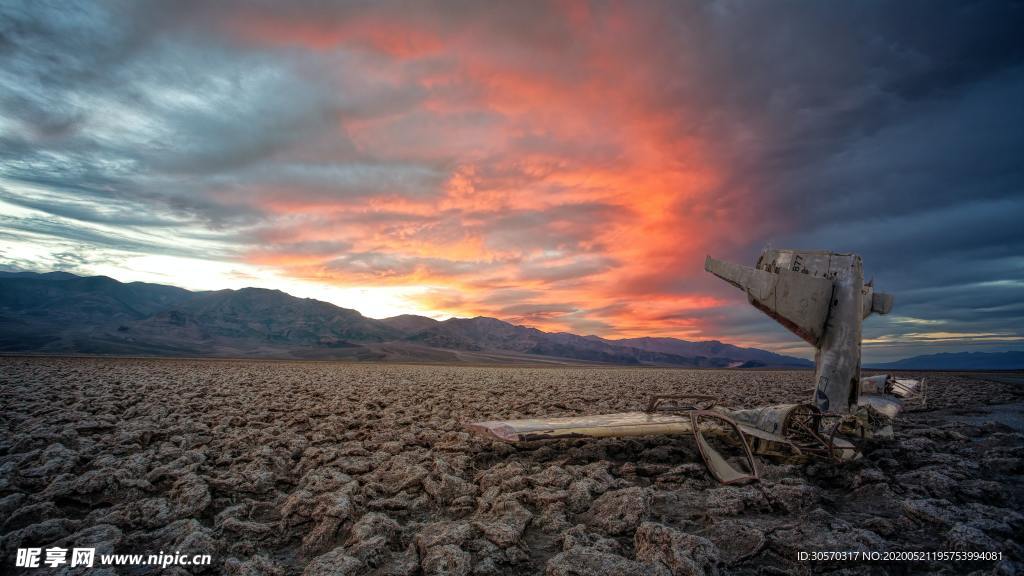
[467,249,924,484]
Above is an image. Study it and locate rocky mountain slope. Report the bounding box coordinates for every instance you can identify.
[0,271,811,366]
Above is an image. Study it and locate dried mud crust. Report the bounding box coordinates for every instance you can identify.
[0,357,1021,575]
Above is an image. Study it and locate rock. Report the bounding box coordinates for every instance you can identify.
[281,489,317,524]
[994,560,1024,576]
[859,517,897,538]
[700,520,765,565]
[702,485,768,516]
[140,519,217,558]
[348,535,390,566]
[299,468,356,494]
[380,543,420,576]
[981,456,1024,475]
[762,479,821,514]
[423,472,477,505]
[957,479,1009,504]
[588,487,651,535]
[534,503,572,534]
[945,523,1001,551]
[224,555,286,576]
[347,512,401,547]
[51,523,124,558]
[303,516,347,555]
[901,498,960,528]
[566,478,600,513]
[337,455,374,473]
[561,525,621,554]
[476,462,529,493]
[960,503,1024,538]
[531,465,574,488]
[125,497,176,528]
[369,490,428,513]
[545,547,654,576]
[850,467,887,488]
[473,499,533,547]
[317,491,354,519]
[769,509,885,557]
[2,501,61,532]
[300,491,355,553]
[374,458,430,494]
[304,547,362,576]
[472,556,501,576]
[634,522,719,576]
[896,468,958,499]
[529,486,569,508]
[149,449,207,478]
[654,463,707,486]
[416,521,478,555]
[0,493,26,518]
[169,472,211,516]
[222,517,275,537]
[421,544,472,576]
[21,443,79,477]
[847,482,903,516]
[0,518,78,555]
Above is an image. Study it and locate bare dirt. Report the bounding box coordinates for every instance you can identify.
[1,357,1022,575]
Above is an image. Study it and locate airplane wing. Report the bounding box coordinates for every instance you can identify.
[705,255,834,345]
[466,411,695,442]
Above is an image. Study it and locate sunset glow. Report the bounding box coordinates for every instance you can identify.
[2,1,1022,361]
[220,3,756,338]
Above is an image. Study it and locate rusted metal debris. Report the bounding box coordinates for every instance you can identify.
[467,249,924,484]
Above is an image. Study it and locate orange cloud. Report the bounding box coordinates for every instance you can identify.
[222,3,763,340]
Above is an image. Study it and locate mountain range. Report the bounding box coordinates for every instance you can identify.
[0,271,812,367]
[866,351,1024,371]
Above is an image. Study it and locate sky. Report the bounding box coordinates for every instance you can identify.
[1,1,1022,362]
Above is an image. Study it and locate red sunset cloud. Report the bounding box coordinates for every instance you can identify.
[221,2,778,339]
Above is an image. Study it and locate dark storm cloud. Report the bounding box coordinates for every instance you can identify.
[649,0,1024,359]
[0,0,348,233]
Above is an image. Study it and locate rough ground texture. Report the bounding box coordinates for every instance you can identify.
[1,357,1022,575]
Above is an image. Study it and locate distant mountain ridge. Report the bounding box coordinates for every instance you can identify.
[599,336,810,369]
[867,351,1024,371]
[0,270,813,366]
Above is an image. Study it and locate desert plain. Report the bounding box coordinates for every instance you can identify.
[1,357,1022,575]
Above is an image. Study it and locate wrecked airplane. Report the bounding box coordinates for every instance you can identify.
[467,249,924,484]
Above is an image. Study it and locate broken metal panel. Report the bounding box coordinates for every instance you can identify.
[891,378,922,398]
[812,252,864,414]
[726,404,807,437]
[848,402,897,440]
[704,256,833,346]
[893,377,927,411]
[860,286,893,319]
[871,292,893,315]
[860,375,922,397]
[757,249,839,278]
[860,374,890,395]
[857,394,903,419]
[690,411,758,484]
[466,411,697,442]
[861,285,875,319]
[467,409,760,485]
